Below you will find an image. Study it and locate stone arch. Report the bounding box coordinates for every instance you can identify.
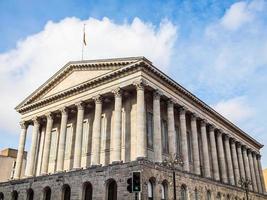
[106,178,117,200]
[43,186,52,200]
[194,187,199,200]
[11,190,18,200]
[62,184,71,200]
[180,184,187,200]
[206,190,212,200]
[26,188,34,200]
[216,192,222,200]
[160,180,168,200]
[148,177,156,200]
[0,192,4,200]
[82,181,93,200]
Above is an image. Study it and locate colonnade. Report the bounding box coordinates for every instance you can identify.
[13,81,266,194]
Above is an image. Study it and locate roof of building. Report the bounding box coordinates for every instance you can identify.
[15,56,263,149]
[0,148,27,159]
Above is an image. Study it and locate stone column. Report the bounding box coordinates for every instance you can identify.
[257,155,266,193]
[134,80,147,159]
[253,153,262,193]
[112,88,122,162]
[41,113,54,174]
[224,135,235,185]
[191,113,200,175]
[73,102,85,169]
[91,95,102,165]
[167,99,176,156]
[248,150,257,192]
[153,90,162,162]
[230,139,240,185]
[27,118,40,177]
[242,146,252,190]
[14,121,28,179]
[56,107,68,172]
[237,143,246,181]
[200,120,211,178]
[217,131,227,183]
[179,107,189,172]
[209,125,220,181]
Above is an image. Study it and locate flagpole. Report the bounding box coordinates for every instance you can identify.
[81,24,86,60]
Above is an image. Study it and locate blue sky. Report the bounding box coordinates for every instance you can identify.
[0,0,267,168]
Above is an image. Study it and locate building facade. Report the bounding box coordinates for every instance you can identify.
[0,57,266,199]
[0,148,27,182]
[264,169,267,192]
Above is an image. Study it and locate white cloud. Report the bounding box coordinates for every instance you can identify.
[212,96,254,124]
[220,0,266,31]
[0,17,177,134]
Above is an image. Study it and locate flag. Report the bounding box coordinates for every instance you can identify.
[83,24,87,46]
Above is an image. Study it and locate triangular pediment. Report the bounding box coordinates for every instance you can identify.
[16,57,144,110]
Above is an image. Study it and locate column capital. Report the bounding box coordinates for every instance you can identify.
[93,94,102,104]
[191,113,198,120]
[133,79,147,91]
[112,87,122,97]
[19,121,28,129]
[60,107,69,115]
[242,145,248,150]
[75,101,85,110]
[179,106,187,114]
[45,112,53,121]
[153,89,162,100]
[209,124,215,131]
[256,154,262,159]
[32,117,40,126]
[224,134,230,140]
[167,98,175,106]
[200,119,207,126]
[230,137,236,143]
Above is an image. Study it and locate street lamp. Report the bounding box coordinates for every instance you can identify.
[238,177,252,200]
[161,153,184,200]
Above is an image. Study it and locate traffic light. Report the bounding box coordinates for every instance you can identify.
[132,171,141,192]
[127,178,132,193]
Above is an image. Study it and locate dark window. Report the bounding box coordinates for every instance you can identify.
[27,189,34,200]
[11,191,18,200]
[207,190,211,200]
[107,179,117,200]
[43,187,51,200]
[160,182,168,200]
[0,192,4,200]
[148,180,153,200]
[181,185,187,200]
[83,182,93,200]
[147,112,153,149]
[161,120,168,153]
[62,185,71,200]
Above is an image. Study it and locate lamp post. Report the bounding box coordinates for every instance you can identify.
[239,177,252,200]
[161,153,184,200]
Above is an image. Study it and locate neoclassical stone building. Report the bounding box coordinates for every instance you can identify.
[0,57,266,200]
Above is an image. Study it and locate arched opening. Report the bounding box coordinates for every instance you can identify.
[43,186,51,200]
[106,179,117,200]
[160,181,168,200]
[148,178,156,200]
[11,191,18,200]
[0,192,4,200]
[216,192,221,200]
[227,194,230,200]
[62,184,71,200]
[207,190,211,200]
[82,182,93,200]
[194,188,198,200]
[27,189,34,200]
[180,185,187,200]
